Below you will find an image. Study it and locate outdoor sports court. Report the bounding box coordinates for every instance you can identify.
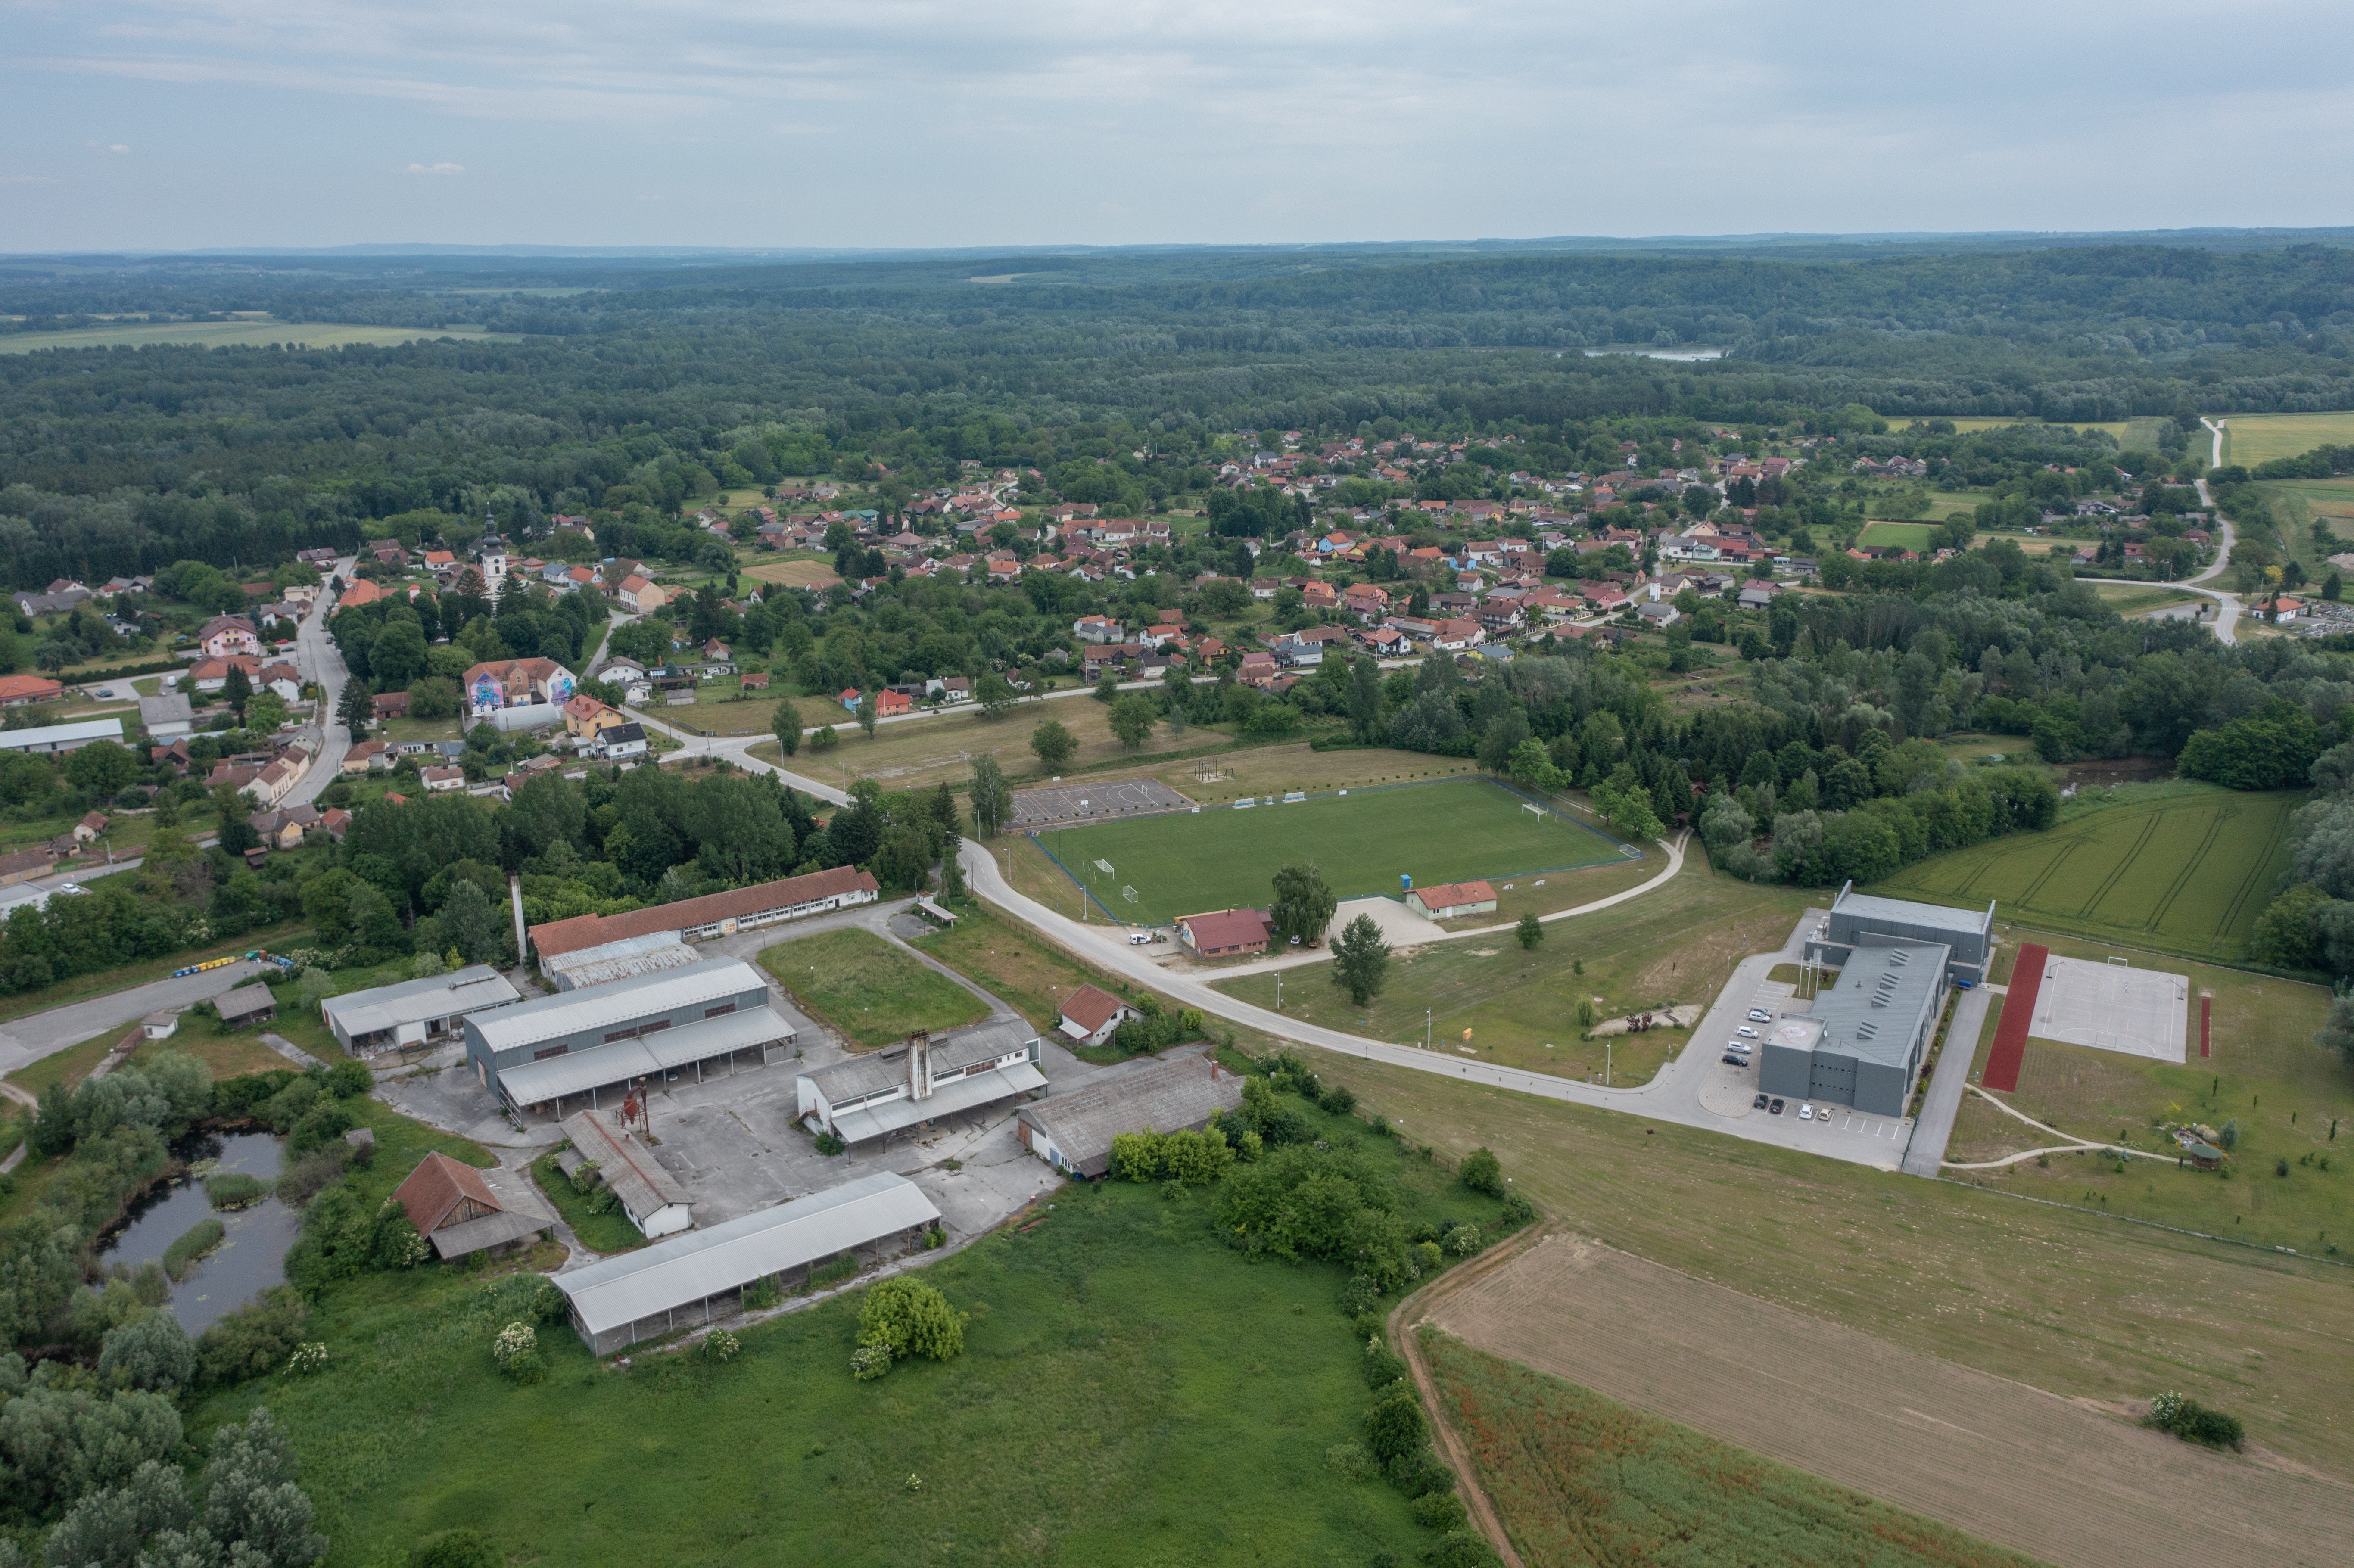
[1010,777,1191,829]
[2025,953,2189,1063]
[1028,775,1633,924]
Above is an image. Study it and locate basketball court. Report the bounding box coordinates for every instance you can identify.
[2025,953,2188,1063]
[1010,776,1190,829]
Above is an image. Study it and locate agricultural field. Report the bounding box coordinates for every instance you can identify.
[1422,1238,2354,1568]
[1896,414,2147,445]
[1216,849,1813,1084]
[1869,784,2296,960]
[0,319,511,354]
[1031,776,1633,926]
[196,1095,1512,1568]
[742,555,842,591]
[757,929,988,1049]
[1423,1334,2046,1568]
[1306,1025,2354,1481]
[2217,411,2354,468]
[1940,930,2351,1253]
[1854,520,1945,553]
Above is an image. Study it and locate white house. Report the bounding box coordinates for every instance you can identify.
[1055,984,1137,1049]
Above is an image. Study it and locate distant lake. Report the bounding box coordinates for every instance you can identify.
[101,1130,300,1334]
[1582,346,1728,361]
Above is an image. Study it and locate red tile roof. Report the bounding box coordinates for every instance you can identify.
[392,1151,503,1235]
[1179,907,1271,953]
[1413,880,1497,914]
[1059,983,1129,1035]
[529,865,881,960]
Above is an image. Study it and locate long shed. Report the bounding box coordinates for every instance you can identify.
[557,1171,941,1353]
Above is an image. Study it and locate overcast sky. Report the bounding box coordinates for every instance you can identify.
[5,0,2351,252]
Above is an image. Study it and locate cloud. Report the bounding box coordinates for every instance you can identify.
[85,141,131,152]
[404,161,464,174]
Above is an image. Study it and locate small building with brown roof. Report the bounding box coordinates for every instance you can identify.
[1405,879,1498,920]
[529,865,882,983]
[392,1150,551,1260]
[1177,907,1271,958]
[1055,983,1138,1049]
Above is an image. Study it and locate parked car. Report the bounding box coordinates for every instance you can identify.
[1127,931,1154,946]
[1722,1054,1748,1067]
[1747,1008,1772,1022]
[1798,1104,1814,1121]
[1768,1098,1785,1114]
[1736,1026,1759,1039]
[1752,1093,1770,1110]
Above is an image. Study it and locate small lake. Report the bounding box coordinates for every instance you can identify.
[101,1130,301,1334]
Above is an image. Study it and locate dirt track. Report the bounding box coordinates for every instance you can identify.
[1427,1235,2354,1568]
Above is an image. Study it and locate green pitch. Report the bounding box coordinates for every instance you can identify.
[1032,776,1632,923]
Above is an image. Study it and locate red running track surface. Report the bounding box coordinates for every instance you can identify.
[1983,943,2047,1092]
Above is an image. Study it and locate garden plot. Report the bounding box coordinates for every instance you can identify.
[2026,953,2188,1063]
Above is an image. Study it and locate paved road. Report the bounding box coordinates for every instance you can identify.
[958,840,1913,1170]
[1900,984,1993,1176]
[2077,469,2239,645]
[283,555,358,806]
[0,961,270,1081]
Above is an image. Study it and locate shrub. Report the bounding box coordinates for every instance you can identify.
[205,1172,269,1210]
[698,1329,740,1364]
[287,1100,355,1154]
[856,1276,968,1364]
[410,1529,502,1568]
[1320,1084,1358,1117]
[1339,1274,1383,1317]
[326,1058,372,1098]
[1385,1447,1453,1498]
[1499,1190,1535,1226]
[275,1145,348,1205]
[813,1131,845,1156]
[2148,1391,2244,1449]
[1411,1490,1468,1531]
[1425,1529,1504,1567]
[98,1310,197,1393]
[850,1344,892,1381]
[1323,1441,1376,1480]
[1412,1240,1443,1274]
[195,1288,309,1388]
[1364,1384,1428,1462]
[1458,1147,1504,1197]
[287,1341,330,1375]
[741,1277,783,1312]
[163,1217,227,1281]
[1364,1338,1409,1389]
[492,1321,545,1385]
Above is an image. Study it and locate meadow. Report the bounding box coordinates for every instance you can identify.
[746,691,1214,793]
[1031,776,1632,925]
[1868,784,2296,960]
[2217,411,2354,468]
[1423,1335,2046,1568]
[1854,520,1946,553]
[1940,930,2351,1253]
[192,1095,1515,1568]
[1216,850,1814,1083]
[0,320,510,354]
[757,929,989,1049]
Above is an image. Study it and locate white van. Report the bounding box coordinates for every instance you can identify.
[1128,931,1155,946]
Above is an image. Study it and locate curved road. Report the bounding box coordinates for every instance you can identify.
[2077,432,2239,644]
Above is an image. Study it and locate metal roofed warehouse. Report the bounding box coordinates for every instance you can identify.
[556,1170,941,1353]
[1761,936,1950,1116]
[320,965,521,1055]
[1817,881,1995,983]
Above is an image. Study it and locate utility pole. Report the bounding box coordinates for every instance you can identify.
[1276,973,1283,1011]
[1425,1009,1432,1050]
[1607,1042,1613,1086]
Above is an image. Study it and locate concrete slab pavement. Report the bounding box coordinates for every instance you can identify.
[1902,985,1993,1176]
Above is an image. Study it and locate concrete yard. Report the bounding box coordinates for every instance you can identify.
[1010,776,1190,828]
[2028,954,2188,1063]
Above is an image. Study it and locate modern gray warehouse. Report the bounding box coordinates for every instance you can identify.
[1813,882,1996,983]
[1760,936,1950,1116]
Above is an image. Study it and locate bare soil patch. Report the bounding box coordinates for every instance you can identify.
[1427,1233,2354,1568]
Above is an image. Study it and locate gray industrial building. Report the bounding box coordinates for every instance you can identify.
[1760,936,1949,1116]
[797,1018,1044,1145]
[464,956,799,1118]
[1017,1051,1244,1178]
[1814,883,1996,983]
[321,965,521,1055]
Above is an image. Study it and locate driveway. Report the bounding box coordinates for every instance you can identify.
[1900,984,1993,1176]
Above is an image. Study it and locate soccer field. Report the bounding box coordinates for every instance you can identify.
[1030,776,1635,923]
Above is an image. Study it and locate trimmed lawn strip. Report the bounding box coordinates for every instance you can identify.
[759,928,988,1049]
[190,1103,1515,1568]
[3,1027,127,1097]
[1425,1332,2048,1568]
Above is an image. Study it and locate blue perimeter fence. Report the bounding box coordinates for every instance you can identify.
[1022,773,1645,928]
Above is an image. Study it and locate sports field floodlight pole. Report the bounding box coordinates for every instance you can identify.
[1277,973,1283,1011]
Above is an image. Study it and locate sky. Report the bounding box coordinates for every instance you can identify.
[4,0,2352,252]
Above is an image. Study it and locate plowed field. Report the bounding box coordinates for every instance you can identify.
[1427,1234,2354,1568]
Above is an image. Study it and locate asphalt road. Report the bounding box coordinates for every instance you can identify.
[0,960,270,1081]
[1900,984,1993,1176]
[283,555,358,806]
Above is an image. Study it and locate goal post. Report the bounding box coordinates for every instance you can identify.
[1522,801,1545,818]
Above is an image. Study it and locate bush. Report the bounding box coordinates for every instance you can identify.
[275,1145,348,1205]
[205,1172,269,1210]
[98,1310,197,1393]
[813,1131,845,1156]
[1411,1490,1468,1531]
[741,1276,783,1312]
[326,1058,372,1098]
[1499,1190,1535,1226]
[698,1329,740,1364]
[1364,1338,1409,1389]
[1339,1274,1383,1317]
[856,1276,968,1364]
[410,1529,503,1568]
[1425,1529,1504,1567]
[1323,1440,1376,1480]
[492,1321,545,1385]
[1320,1084,1358,1117]
[287,1100,355,1154]
[1458,1147,1504,1197]
[1386,1446,1453,1498]
[850,1344,892,1381]
[195,1288,310,1388]
[1364,1385,1428,1462]
[287,1341,329,1375]
[2148,1391,2244,1450]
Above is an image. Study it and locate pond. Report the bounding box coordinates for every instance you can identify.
[100,1129,302,1334]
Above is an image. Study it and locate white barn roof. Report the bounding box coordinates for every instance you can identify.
[469,956,765,1055]
[558,1170,940,1338]
[0,718,124,751]
[495,1005,796,1104]
[321,965,519,1039]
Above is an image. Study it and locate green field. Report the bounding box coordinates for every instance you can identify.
[758,929,989,1049]
[1424,1335,2044,1568]
[0,320,512,354]
[1033,777,1633,924]
[1898,416,2139,443]
[195,1092,1515,1568]
[1855,520,1945,553]
[1869,786,2296,959]
[2217,411,2354,468]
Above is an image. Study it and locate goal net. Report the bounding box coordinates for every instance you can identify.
[1522,802,1545,818]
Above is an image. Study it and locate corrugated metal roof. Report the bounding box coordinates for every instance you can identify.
[496,1005,797,1104]
[1018,1053,1243,1176]
[529,866,881,958]
[322,965,520,1037]
[561,1108,691,1220]
[800,1016,1034,1105]
[0,718,125,751]
[558,1171,941,1336]
[827,1062,1046,1143]
[1831,886,1993,937]
[543,931,701,988]
[470,956,765,1055]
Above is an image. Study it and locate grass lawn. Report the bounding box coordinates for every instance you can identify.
[529,1151,648,1255]
[758,928,989,1049]
[3,1026,126,1097]
[130,1027,291,1083]
[1424,1334,2044,1568]
[1939,930,2352,1253]
[1032,776,1634,925]
[0,320,512,354]
[2216,411,2354,468]
[192,1095,1515,1568]
[2090,582,2205,617]
[1869,784,2295,961]
[748,694,1214,794]
[0,921,313,1031]
[1218,850,1813,1084]
[1855,520,1945,553]
[1304,1036,2354,1480]
[1139,744,1478,808]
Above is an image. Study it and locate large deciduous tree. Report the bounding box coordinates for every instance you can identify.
[1330,912,1391,1005]
[1268,862,1337,949]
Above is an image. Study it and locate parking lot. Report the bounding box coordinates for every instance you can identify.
[1010,776,1190,828]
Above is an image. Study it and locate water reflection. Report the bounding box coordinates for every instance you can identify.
[101,1129,302,1335]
